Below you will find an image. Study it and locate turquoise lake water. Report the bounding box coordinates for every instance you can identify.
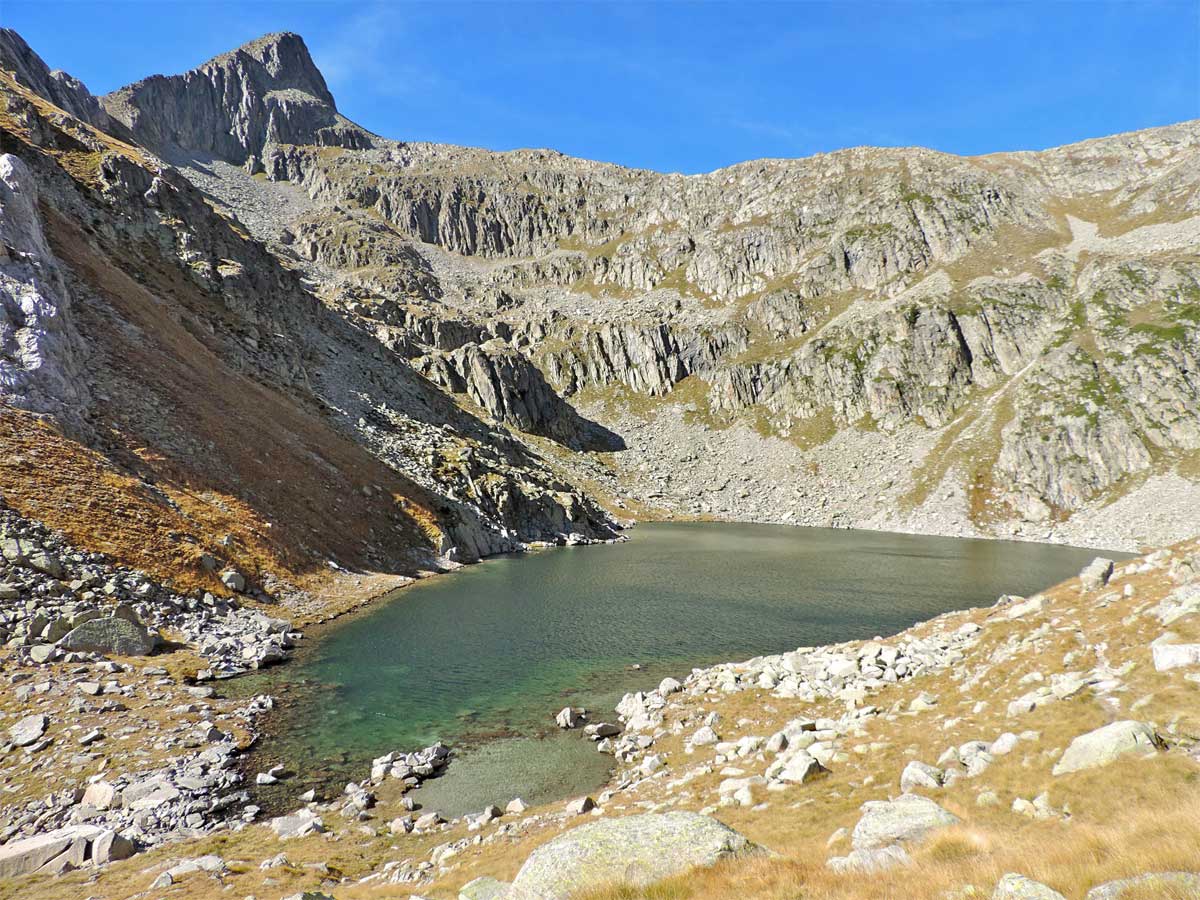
[244,522,1116,816]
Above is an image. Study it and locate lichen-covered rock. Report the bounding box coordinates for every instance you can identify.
[506,812,760,899]
[1084,872,1200,899]
[993,873,1067,899]
[827,845,912,873]
[851,794,960,851]
[899,760,943,792]
[60,615,159,656]
[459,876,512,900]
[1052,721,1163,776]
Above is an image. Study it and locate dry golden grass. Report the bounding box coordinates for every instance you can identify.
[938,222,1066,287]
[900,384,1016,525]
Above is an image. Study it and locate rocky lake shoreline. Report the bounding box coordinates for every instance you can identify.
[5,495,1198,898]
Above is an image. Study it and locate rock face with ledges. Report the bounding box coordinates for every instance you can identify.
[15,26,1193,546]
[247,121,1200,540]
[414,339,625,450]
[0,153,91,424]
[505,812,760,899]
[541,319,750,399]
[0,40,622,589]
[1,24,1200,597]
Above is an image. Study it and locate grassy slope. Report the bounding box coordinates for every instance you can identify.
[0,70,444,619]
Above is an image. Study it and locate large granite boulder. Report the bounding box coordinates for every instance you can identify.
[0,829,79,878]
[0,825,133,877]
[269,809,325,839]
[851,794,960,851]
[1052,721,1163,776]
[1078,557,1115,591]
[59,615,159,656]
[506,812,759,899]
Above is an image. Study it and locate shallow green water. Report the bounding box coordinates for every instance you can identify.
[247,523,1116,816]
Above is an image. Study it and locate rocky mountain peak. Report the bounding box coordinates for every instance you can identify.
[203,31,336,107]
[100,30,373,166]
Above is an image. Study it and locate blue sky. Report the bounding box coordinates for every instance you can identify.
[4,1,1198,173]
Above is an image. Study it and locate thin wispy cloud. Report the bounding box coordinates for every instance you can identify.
[311,3,444,99]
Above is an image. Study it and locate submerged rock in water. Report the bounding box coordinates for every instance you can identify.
[555,706,586,729]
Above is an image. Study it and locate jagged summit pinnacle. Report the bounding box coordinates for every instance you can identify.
[99,29,372,166]
[181,31,336,109]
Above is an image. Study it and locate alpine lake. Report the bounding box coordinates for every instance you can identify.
[236,522,1123,817]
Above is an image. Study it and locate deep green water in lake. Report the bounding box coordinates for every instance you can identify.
[245,523,1118,816]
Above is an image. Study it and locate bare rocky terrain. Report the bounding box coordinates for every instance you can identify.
[83,29,1200,553]
[0,26,1197,900]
